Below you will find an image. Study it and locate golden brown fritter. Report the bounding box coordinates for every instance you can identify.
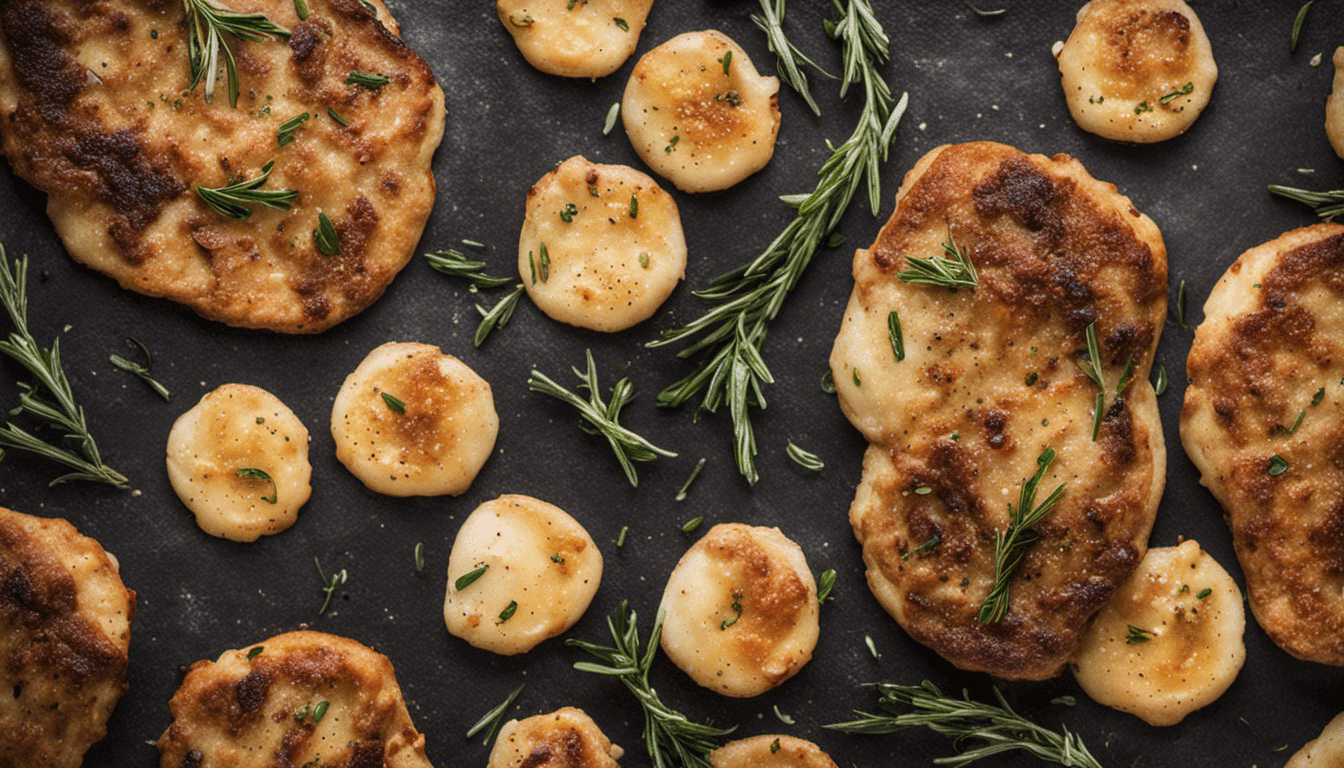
[1181,223,1344,667]
[830,141,1167,680]
[487,707,623,768]
[159,630,433,768]
[0,0,444,332]
[0,506,135,768]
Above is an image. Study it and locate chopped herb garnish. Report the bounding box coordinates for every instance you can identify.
[967,2,1007,15]
[1292,1,1314,53]
[1090,392,1104,442]
[865,634,880,659]
[613,17,629,31]
[774,705,795,725]
[539,243,550,281]
[771,738,781,754]
[509,14,533,27]
[1196,587,1212,600]
[312,700,329,723]
[314,557,347,615]
[902,532,941,561]
[616,525,629,547]
[295,703,309,722]
[898,234,978,289]
[639,252,650,269]
[465,683,525,744]
[675,457,707,501]
[196,161,297,221]
[183,0,289,107]
[276,112,310,146]
[665,135,680,153]
[345,70,389,89]
[682,516,704,533]
[888,310,905,361]
[1159,82,1194,104]
[602,102,621,135]
[1285,409,1305,434]
[816,568,837,603]
[1269,454,1289,476]
[560,203,579,222]
[720,594,743,629]
[978,448,1066,624]
[1052,696,1077,707]
[853,368,862,387]
[425,248,513,289]
[1177,279,1188,327]
[786,441,824,472]
[381,391,405,414]
[497,600,518,624]
[473,284,524,348]
[528,350,677,486]
[914,486,932,495]
[821,369,837,394]
[1079,323,1105,389]
[1125,625,1154,644]
[293,0,309,20]
[414,542,426,573]
[1155,363,1168,396]
[110,336,171,401]
[235,467,277,504]
[551,553,564,563]
[247,646,264,659]
[714,90,744,107]
[1313,386,1326,406]
[313,211,339,255]
[1025,372,1038,386]
[327,107,349,126]
[454,565,489,592]
[629,194,638,218]
[718,50,733,74]
[1135,101,1153,114]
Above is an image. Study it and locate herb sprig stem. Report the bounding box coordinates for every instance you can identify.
[977,448,1066,624]
[184,0,289,106]
[751,0,834,116]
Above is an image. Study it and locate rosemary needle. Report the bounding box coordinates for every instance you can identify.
[650,0,908,484]
[474,284,525,348]
[314,557,348,615]
[675,457,707,501]
[424,249,514,289]
[109,336,171,401]
[465,683,525,744]
[0,253,127,487]
[751,0,834,116]
[567,601,736,768]
[184,0,289,107]
[786,441,824,471]
[528,350,677,486]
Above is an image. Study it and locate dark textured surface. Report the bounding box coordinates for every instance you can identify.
[0,1,1341,766]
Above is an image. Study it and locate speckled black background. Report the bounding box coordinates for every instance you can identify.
[2,1,1343,766]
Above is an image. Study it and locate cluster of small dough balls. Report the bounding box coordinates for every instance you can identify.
[659,523,819,697]
[1054,0,1217,142]
[443,494,603,655]
[165,383,312,542]
[495,0,654,79]
[330,342,498,497]
[1070,540,1245,726]
[519,155,686,332]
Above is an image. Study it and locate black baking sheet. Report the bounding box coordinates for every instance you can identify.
[2,1,1342,766]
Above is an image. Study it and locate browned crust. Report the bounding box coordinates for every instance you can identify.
[843,141,1166,679]
[0,0,445,332]
[1181,223,1344,665]
[0,506,135,768]
[494,708,620,768]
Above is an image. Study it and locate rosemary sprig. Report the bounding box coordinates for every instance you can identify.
[751,0,834,116]
[650,0,908,483]
[567,601,737,768]
[195,161,297,221]
[1268,183,1344,220]
[977,448,1066,624]
[827,680,1105,768]
[465,683,525,744]
[315,556,347,615]
[0,254,127,487]
[276,112,310,146]
[897,235,978,289]
[110,336,171,401]
[474,284,524,347]
[528,350,677,486]
[183,0,290,107]
[425,249,514,290]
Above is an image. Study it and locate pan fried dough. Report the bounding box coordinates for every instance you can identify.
[1071,540,1245,726]
[444,495,602,655]
[497,0,653,79]
[709,735,838,768]
[1288,713,1344,768]
[1055,0,1217,142]
[659,524,819,697]
[166,383,312,542]
[331,342,498,497]
[1181,223,1344,666]
[623,31,780,192]
[0,507,134,768]
[158,630,432,768]
[488,707,623,768]
[520,156,686,332]
[0,0,445,332]
[832,141,1167,680]
[1327,48,1344,160]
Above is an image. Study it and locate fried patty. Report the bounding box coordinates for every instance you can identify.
[0,506,135,768]
[830,141,1167,680]
[1181,223,1344,666]
[0,0,444,332]
[158,630,433,768]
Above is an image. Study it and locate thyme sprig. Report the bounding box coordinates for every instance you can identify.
[183,0,290,107]
[425,249,514,290]
[195,161,298,221]
[977,448,1066,624]
[567,601,736,768]
[110,336,171,401]
[650,0,907,483]
[751,0,834,116]
[315,556,347,615]
[528,351,676,486]
[1268,183,1344,220]
[827,680,1104,768]
[0,254,127,487]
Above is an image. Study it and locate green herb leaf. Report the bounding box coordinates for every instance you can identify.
[560,203,579,222]
[109,336,171,401]
[682,516,704,533]
[1285,409,1305,434]
[629,194,638,218]
[1269,454,1289,476]
[497,600,518,624]
[345,70,389,89]
[327,107,349,126]
[247,646,264,659]
[276,112,310,146]
[816,568,837,603]
[312,700,329,723]
[455,565,489,591]
[897,234,978,289]
[183,0,289,107]
[786,440,824,472]
[414,542,426,573]
[902,532,941,561]
[1125,625,1154,644]
[474,284,525,348]
[424,248,513,289]
[821,369,836,394]
[1196,587,1212,600]
[1313,386,1326,406]
[539,243,550,281]
[314,211,339,255]
[196,160,297,221]
[887,310,905,361]
[967,2,1006,15]
[602,102,621,135]
[1155,363,1168,396]
[675,457,707,501]
[380,391,405,414]
[978,447,1067,624]
[293,0,309,20]
[1177,279,1188,328]
[613,16,628,31]
[235,467,278,504]
[1159,82,1193,104]
[465,683,525,744]
[749,0,833,116]
[1292,1,1315,53]
[719,595,742,629]
[1269,183,1344,220]
[314,557,348,615]
[616,525,629,548]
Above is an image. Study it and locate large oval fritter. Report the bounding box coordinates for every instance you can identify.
[1181,223,1344,667]
[0,0,444,332]
[830,141,1167,680]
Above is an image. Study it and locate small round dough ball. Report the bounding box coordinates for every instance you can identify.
[659,523,819,697]
[1288,712,1344,768]
[1070,539,1245,726]
[1055,0,1217,142]
[166,384,312,542]
[623,30,781,192]
[496,0,652,79]
[1326,48,1344,160]
[444,495,602,655]
[488,707,623,768]
[710,735,838,768]
[331,342,498,497]
[519,156,686,332]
